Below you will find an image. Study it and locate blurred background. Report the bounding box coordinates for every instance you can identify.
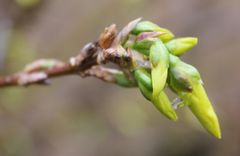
[0,0,239,156]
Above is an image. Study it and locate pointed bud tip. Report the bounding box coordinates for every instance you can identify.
[210,126,222,139]
[184,37,198,46]
[164,111,178,121]
[192,37,198,44]
[216,132,222,139]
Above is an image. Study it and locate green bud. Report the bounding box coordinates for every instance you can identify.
[113,71,136,87]
[134,68,177,121]
[137,80,152,101]
[134,68,152,101]
[168,55,221,138]
[169,68,193,92]
[182,83,221,139]
[134,68,152,91]
[131,21,175,42]
[168,55,201,93]
[132,32,166,56]
[165,37,198,56]
[150,39,169,97]
[132,39,153,56]
[152,92,178,121]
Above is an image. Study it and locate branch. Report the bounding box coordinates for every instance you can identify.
[0,18,142,88]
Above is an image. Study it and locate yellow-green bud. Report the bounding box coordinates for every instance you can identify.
[168,55,221,138]
[152,92,178,121]
[183,83,221,139]
[134,68,177,121]
[165,37,198,56]
[150,39,169,97]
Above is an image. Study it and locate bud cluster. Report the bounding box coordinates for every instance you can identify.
[121,20,221,138]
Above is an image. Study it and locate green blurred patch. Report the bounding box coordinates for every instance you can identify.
[6,29,35,73]
[15,0,41,9]
[0,29,36,114]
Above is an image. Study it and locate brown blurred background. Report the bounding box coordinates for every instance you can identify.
[0,0,239,156]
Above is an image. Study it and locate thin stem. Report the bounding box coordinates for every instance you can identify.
[0,19,142,88]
